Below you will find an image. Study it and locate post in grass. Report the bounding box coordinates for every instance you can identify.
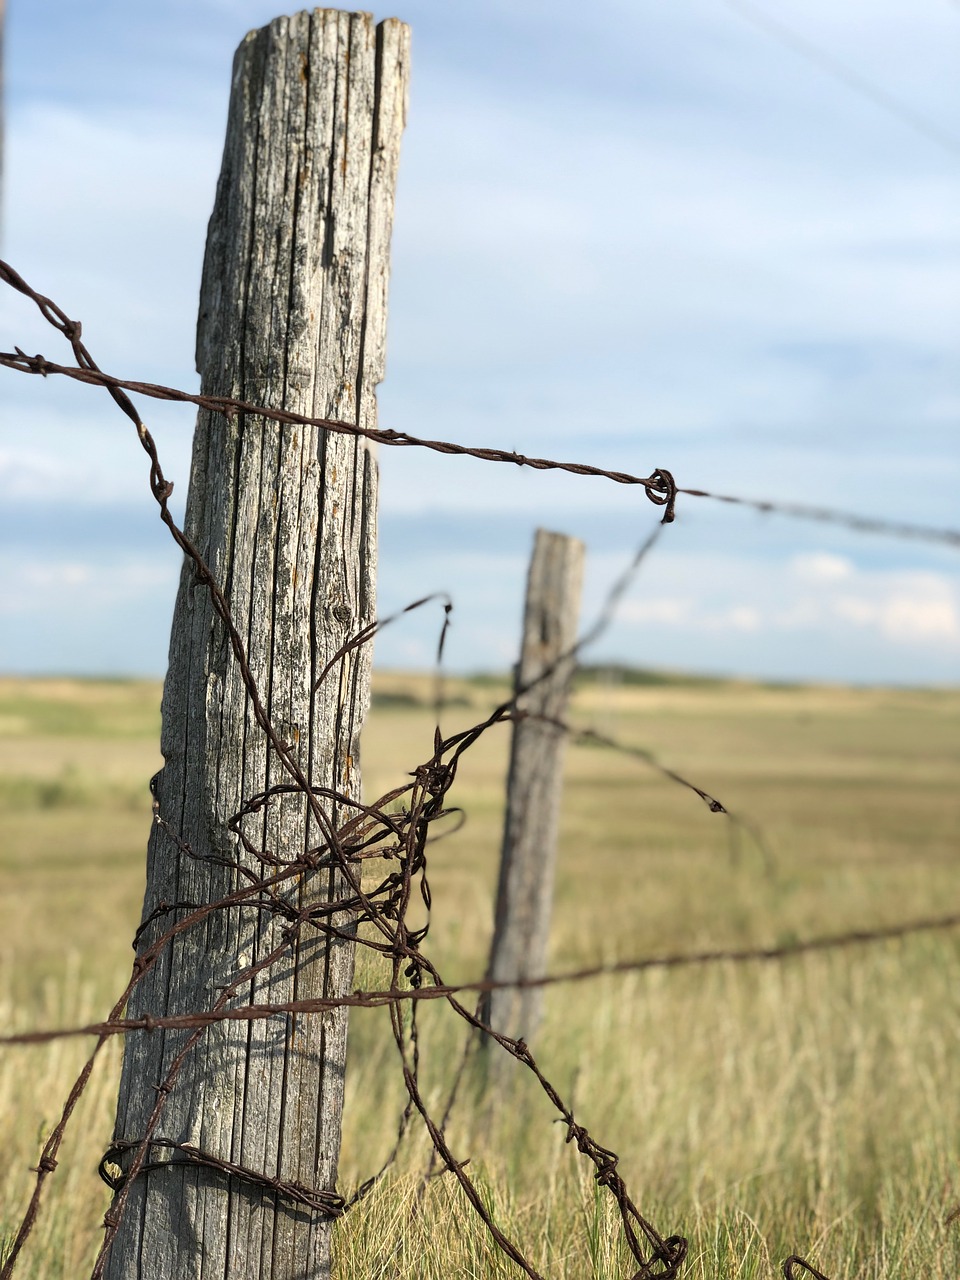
[104,11,408,1279]
[482,528,585,1054]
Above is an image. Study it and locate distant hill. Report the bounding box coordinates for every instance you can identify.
[573,663,735,690]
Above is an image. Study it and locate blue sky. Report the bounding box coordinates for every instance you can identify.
[1,0,958,682]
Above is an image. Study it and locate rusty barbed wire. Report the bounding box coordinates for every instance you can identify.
[3,901,957,1049]
[3,907,958,1051]
[98,1138,346,1216]
[782,1257,833,1279]
[0,661,702,1279]
[3,259,960,547]
[551,716,777,874]
[0,261,941,1280]
[0,258,692,1280]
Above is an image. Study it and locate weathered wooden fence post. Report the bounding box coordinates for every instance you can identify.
[481,528,585,1048]
[105,12,407,1279]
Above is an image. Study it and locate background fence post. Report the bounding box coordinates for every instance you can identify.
[104,12,407,1279]
[481,528,585,1049]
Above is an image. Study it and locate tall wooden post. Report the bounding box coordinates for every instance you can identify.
[105,12,408,1279]
[482,529,584,1048]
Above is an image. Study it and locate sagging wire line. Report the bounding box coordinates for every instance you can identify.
[2,260,960,549]
[3,909,958,1050]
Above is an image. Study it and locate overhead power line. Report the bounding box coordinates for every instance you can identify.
[721,0,960,160]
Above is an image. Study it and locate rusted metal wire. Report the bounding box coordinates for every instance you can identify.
[3,259,959,547]
[0,261,943,1280]
[98,1138,346,1216]
[0,259,691,1280]
[782,1256,833,1279]
[3,908,958,1052]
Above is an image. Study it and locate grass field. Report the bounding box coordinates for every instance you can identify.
[0,672,958,1278]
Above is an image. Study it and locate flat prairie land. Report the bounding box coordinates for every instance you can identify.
[0,673,958,1278]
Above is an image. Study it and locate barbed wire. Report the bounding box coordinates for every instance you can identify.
[0,256,690,1280]
[3,908,958,1051]
[3,259,959,548]
[782,1257,833,1280]
[3,260,951,1280]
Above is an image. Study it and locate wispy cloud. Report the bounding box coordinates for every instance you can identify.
[1,0,957,682]
[609,551,960,681]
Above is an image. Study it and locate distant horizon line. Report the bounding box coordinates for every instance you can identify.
[0,665,955,694]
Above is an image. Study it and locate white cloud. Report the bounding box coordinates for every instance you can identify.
[781,562,960,650]
[792,553,854,583]
[582,544,960,684]
[0,449,73,501]
[614,598,693,626]
[834,573,960,644]
[3,0,958,683]
[620,598,762,633]
[20,563,93,591]
[724,606,762,633]
[0,557,176,616]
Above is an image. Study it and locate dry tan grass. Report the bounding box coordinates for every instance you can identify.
[0,673,958,1277]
